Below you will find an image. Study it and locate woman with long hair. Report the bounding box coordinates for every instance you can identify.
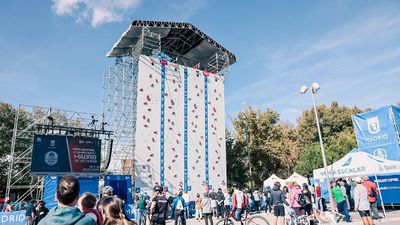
[101,196,136,225]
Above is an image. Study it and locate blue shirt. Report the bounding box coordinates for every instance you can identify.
[25,203,36,217]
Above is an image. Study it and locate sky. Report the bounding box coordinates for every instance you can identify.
[0,0,399,124]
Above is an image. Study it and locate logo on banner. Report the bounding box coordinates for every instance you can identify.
[50,140,56,147]
[45,151,58,166]
[374,148,387,159]
[367,116,380,134]
[342,157,352,166]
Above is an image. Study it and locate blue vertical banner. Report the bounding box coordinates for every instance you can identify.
[352,106,400,160]
[183,67,189,191]
[204,75,209,186]
[160,60,166,186]
[391,105,400,139]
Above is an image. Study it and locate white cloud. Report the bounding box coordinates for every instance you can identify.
[52,0,141,27]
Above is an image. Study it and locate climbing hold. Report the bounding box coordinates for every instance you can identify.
[148,108,151,112]
[147,146,151,150]
[168,166,172,170]
[197,93,200,97]
[144,124,149,128]
[169,127,173,130]
[140,88,144,92]
[155,78,158,83]
[192,110,195,113]
[192,130,196,133]
[171,121,175,125]
[149,74,153,78]
[147,118,150,123]
[147,158,151,162]
[172,159,176,163]
[176,139,179,144]
[174,88,177,92]
[151,84,154,87]
[143,115,146,119]
[154,131,158,134]
[165,93,168,96]
[146,95,151,101]
[195,85,198,88]
[142,165,146,169]
[172,147,175,151]
[144,102,148,105]
[198,156,201,159]
[152,138,155,142]
[175,154,178,158]
[150,153,154,157]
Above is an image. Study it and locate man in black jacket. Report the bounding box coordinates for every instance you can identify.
[216,188,225,218]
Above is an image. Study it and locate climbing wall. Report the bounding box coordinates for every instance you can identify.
[134,55,226,196]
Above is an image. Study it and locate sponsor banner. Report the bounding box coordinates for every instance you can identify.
[371,174,400,204]
[30,135,101,176]
[361,143,400,161]
[392,105,400,138]
[0,211,25,225]
[352,106,398,149]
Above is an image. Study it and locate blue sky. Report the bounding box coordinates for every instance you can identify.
[0,0,399,123]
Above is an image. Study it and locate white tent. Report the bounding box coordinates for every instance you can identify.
[285,171,309,185]
[313,151,400,180]
[263,174,285,188]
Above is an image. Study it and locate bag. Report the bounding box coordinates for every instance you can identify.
[297,193,311,207]
[369,187,377,197]
[176,199,184,211]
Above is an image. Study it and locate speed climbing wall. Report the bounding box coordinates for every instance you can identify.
[134,55,226,196]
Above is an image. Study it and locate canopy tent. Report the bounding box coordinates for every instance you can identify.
[263,174,285,188]
[285,172,309,185]
[313,150,400,180]
[313,150,400,217]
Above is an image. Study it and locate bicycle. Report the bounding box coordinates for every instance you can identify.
[140,208,150,225]
[215,209,270,225]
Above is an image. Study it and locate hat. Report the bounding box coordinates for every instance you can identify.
[352,177,362,183]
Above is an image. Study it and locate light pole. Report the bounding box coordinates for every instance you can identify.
[300,82,335,212]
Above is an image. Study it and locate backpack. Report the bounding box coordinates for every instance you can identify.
[297,193,311,207]
[369,187,377,197]
[176,199,184,211]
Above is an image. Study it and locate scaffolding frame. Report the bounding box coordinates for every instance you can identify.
[5,104,107,205]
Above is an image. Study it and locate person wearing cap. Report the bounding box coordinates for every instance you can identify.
[150,185,169,225]
[362,176,382,220]
[353,177,374,225]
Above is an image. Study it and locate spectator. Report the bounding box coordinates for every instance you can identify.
[216,188,225,218]
[35,200,49,225]
[150,185,168,225]
[362,176,382,220]
[210,194,217,217]
[172,191,186,225]
[195,193,202,220]
[136,195,147,225]
[331,181,351,223]
[289,184,304,216]
[270,182,288,225]
[38,176,96,225]
[3,199,12,212]
[231,183,247,225]
[101,196,135,225]
[223,190,232,217]
[353,177,373,225]
[302,183,313,216]
[201,193,213,225]
[182,191,190,219]
[78,192,103,225]
[253,189,261,212]
[25,199,36,225]
[264,186,272,214]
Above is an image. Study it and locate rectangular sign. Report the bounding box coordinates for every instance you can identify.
[0,211,25,225]
[391,105,400,140]
[352,106,398,149]
[30,135,101,176]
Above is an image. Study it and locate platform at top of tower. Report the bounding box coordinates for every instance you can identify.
[106,20,236,72]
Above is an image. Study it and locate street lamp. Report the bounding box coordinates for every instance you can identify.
[300,82,335,212]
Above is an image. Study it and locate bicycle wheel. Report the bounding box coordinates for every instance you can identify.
[246,215,270,225]
[215,218,235,225]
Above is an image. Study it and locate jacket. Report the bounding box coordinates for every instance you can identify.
[201,197,212,214]
[270,187,287,206]
[290,188,302,208]
[354,184,370,211]
[38,206,96,225]
[172,196,186,211]
[363,180,378,203]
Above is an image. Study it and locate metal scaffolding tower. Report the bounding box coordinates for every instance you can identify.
[5,105,105,204]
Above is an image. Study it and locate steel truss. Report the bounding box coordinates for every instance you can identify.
[5,105,105,205]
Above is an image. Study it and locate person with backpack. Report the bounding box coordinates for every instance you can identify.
[150,186,169,225]
[172,191,186,225]
[289,184,305,216]
[353,177,374,225]
[264,186,272,214]
[302,184,313,216]
[331,181,351,223]
[231,183,247,224]
[270,182,288,225]
[362,176,382,220]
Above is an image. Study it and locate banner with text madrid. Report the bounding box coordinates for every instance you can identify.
[30,135,101,176]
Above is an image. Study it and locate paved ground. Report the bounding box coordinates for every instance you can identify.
[174,209,400,225]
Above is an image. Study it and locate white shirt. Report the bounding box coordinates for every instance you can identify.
[354,184,370,211]
[182,193,190,203]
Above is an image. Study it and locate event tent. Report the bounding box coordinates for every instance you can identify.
[285,172,309,185]
[263,174,285,188]
[313,150,400,180]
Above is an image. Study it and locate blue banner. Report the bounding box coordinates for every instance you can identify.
[359,143,400,162]
[104,175,132,205]
[353,106,398,149]
[370,174,400,204]
[0,211,25,225]
[391,105,400,139]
